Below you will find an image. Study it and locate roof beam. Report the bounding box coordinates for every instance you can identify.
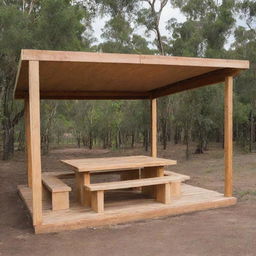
[21,50,250,69]
[150,68,241,98]
[15,90,150,100]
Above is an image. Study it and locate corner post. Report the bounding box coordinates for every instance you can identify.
[24,99,32,188]
[28,60,43,225]
[151,98,157,157]
[224,76,233,197]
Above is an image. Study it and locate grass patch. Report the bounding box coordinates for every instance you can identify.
[237,190,256,199]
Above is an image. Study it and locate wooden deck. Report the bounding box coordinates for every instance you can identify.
[18,184,237,234]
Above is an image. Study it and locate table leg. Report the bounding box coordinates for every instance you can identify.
[141,166,164,197]
[75,172,91,206]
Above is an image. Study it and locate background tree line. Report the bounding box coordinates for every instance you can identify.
[0,0,255,160]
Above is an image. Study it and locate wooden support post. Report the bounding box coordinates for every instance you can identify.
[75,173,83,202]
[76,172,91,206]
[83,173,91,207]
[91,191,104,213]
[151,98,157,157]
[24,99,32,188]
[224,76,233,197]
[28,60,42,225]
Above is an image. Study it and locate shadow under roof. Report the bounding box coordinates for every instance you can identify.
[14,49,249,100]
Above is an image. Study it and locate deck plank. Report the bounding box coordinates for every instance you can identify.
[17,184,237,234]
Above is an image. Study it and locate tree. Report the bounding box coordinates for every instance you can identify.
[0,2,32,160]
[136,0,168,55]
[166,0,236,155]
[0,0,92,159]
[231,0,256,151]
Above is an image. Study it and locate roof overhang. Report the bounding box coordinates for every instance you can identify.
[14,49,250,100]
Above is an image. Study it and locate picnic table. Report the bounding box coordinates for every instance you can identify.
[62,156,177,210]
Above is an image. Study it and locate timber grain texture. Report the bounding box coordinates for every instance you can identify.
[18,183,237,234]
[84,176,184,191]
[42,173,72,211]
[14,50,249,100]
[61,155,177,172]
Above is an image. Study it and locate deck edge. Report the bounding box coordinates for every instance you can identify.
[35,197,237,234]
[17,184,237,234]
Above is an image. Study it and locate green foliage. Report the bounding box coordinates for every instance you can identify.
[33,0,86,50]
[1,0,256,158]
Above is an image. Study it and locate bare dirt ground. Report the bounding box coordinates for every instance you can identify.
[0,143,256,256]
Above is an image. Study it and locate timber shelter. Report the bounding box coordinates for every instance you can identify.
[14,49,249,233]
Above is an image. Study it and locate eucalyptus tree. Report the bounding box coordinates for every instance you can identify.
[0,1,34,160]
[0,0,93,159]
[170,0,235,57]
[166,0,236,154]
[232,0,256,151]
[136,0,168,55]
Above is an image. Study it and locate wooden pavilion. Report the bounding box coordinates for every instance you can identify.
[14,49,249,233]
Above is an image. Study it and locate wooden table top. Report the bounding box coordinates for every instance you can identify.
[61,155,176,173]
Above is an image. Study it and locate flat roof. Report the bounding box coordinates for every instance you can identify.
[14,49,249,99]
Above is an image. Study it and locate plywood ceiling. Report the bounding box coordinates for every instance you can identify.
[14,50,249,99]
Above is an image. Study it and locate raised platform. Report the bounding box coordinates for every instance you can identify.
[18,184,237,234]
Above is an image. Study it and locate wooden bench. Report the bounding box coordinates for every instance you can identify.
[84,176,186,213]
[164,171,190,197]
[121,169,190,193]
[42,172,73,211]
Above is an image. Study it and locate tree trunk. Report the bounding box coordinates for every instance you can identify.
[76,136,81,148]
[118,130,122,148]
[115,134,119,149]
[143,129,149,152]
[2,123,15,160]
[17,129,24,151]
[131,132,135,148]
[89,131,93,149]
[161,119,167,150]
[250,110,254,152]
[174,125,179,144]
[2,107,24,160]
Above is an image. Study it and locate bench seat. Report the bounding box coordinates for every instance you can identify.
[85,176,183,191]
[84,176,185,213]
[42,172,72,211]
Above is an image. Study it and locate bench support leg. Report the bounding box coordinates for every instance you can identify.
[52,192,69,211]
[170,182,181,198]
[156,183,171,204]
[91,190,104,213]
[42,185,50,201]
